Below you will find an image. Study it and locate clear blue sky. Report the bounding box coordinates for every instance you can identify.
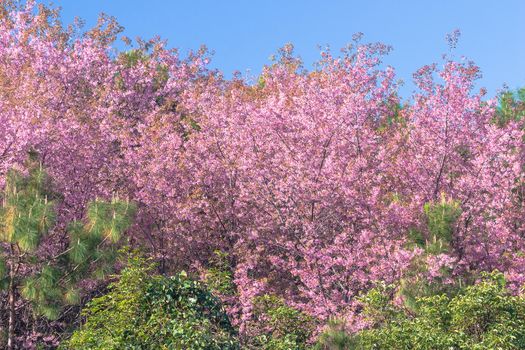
[51,0,524,98]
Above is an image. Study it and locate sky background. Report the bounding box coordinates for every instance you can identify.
[50,0,524,99]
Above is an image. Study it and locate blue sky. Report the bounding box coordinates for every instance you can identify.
[52,0,524,98]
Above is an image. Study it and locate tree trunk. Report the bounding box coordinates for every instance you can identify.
[7,264,15,350]
[7,248,17,350]
[0,306,4,349]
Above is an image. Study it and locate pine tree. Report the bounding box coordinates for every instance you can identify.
[496,87,525,125]
[0,159,135,349]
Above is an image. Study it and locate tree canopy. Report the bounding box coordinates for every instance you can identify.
[0,1,524,348]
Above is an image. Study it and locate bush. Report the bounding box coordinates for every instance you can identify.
[64,251,240,349]
[245,294,316,350]
[321,272,525,349]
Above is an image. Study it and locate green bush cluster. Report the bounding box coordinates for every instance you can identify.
[64,250,240,350]
[246,294,316,350]
[318,272,525,350]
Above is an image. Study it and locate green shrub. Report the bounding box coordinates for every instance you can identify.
[314,319,358,350]
[318,272,525,350]
[204,250,236,296]
[64,250,240,349]
[246,294,316,350]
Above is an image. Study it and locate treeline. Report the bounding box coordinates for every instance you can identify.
[1,1,525,349]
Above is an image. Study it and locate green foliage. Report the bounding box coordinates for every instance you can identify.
[358,283,401,327]
[0,160,135,323]
[116,47,170,94]
[64,249,150,349]
[0,257,7,289]
[314,319,359,350]
[406,194,461,257]
[0,164,55,251]
[257,75,266,89]
[119,49,148,68]
[422,194,461,254]
[495,87,525,125]
[65,250,240,350]
[377,101,406,132]
[204,250,235,296]
[86,199,135,243]
[397,272,466,315]
[337,272,525,350]
[400,195,464,309]
[65,198,135,286]
[246,294,316,350]
[21,265,63,319]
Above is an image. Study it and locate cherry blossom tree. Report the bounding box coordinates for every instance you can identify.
[1,1,524,345]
